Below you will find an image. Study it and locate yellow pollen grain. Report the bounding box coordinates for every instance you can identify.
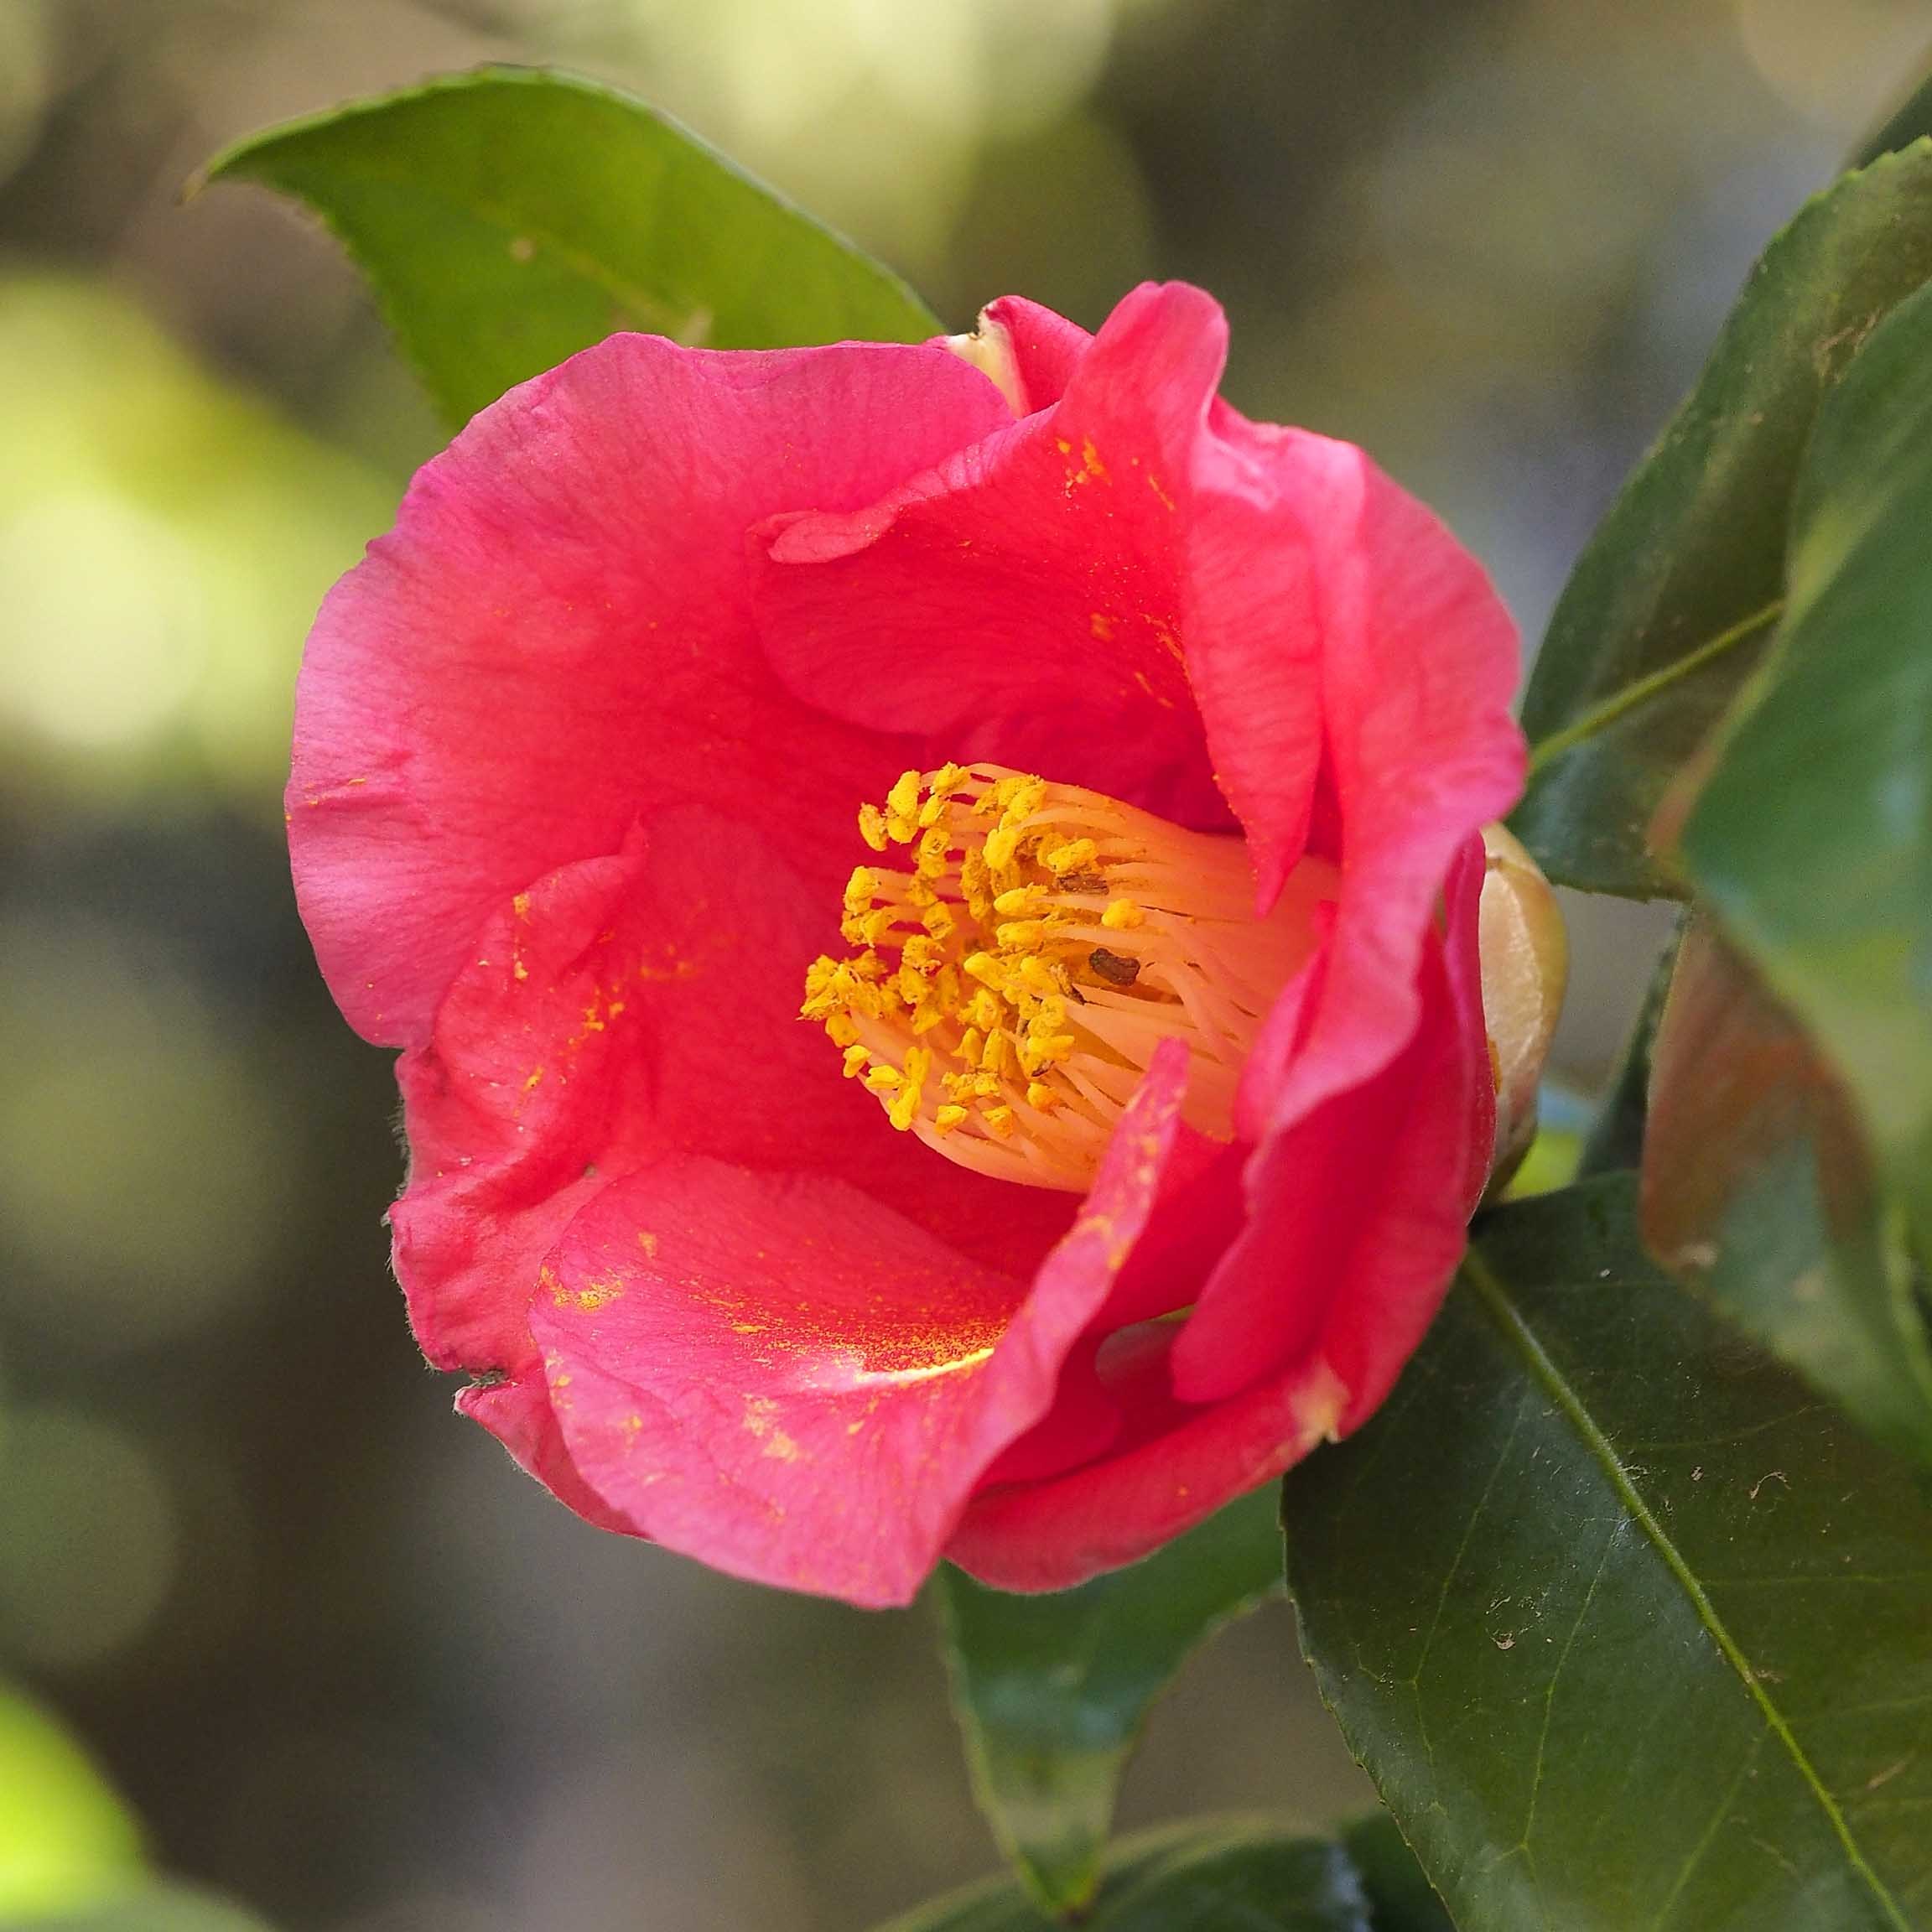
[984,825,1021,870]
[983,1106,1017,1139]
[858,803,890,852]
[842,1045,871,1078]
[1026,1082,1057,1111]
[864,1063,904,1093]
[1042,838,1098,875]
[933,1104,969,1135]
[1102,898,1145,931]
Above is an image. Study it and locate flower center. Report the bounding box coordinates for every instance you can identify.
[801,763,1334,1192]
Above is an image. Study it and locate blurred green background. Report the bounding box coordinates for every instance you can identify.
[0,1,1926,1925]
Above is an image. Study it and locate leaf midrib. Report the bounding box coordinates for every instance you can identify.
[1461,1247,1911,1931]
[1525,598,1784,776]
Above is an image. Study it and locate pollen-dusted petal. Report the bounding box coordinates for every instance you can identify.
[527,1071,1185,1604]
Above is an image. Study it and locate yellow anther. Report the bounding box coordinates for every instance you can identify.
[887,1046,932,1131]
[963,951,1005,988]
[1026,1082,1057,1112]
[824,1011,860,1049]
[996,919,1052,950]
[921,901,957,942]
[969,986,1003,1032]
[842,1045,871,1078]
[844,867,880,916]
[911,1003,946,1036]
[1042,838,1098,875]
[860,906,900,947]
[1017,955,1063,996]
[896,963,927,1006]
[886,770,922,821]
[1101,898,1145,931]
[984,824,1021,870]
[933,1104,969,1135]
[858,803,891,852]
[993,887,1041,918]
[864,1063,904,1093]
[917,766,966,828]
[958,1026,984,1065]
[916,824,951,876]
[901,934,943,974]
[1004,779,1046,823]
[983,1106,1018,1140]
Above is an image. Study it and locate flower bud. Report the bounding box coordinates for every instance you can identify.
[1478,823,1568,1189]
[941,309,1026,416]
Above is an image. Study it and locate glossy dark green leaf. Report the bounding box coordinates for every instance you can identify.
[937,1486,1283,1914]
[1513,139,1932,898]
[1575,916,1680,1180]
[1643,920,1932,1468]
[1682,273,1932,1296]
[1284,1176,1932,1932]
[199,66,941,425]
[870,1819,1372,1932]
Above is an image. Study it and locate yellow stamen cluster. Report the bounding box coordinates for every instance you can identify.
[801,763,1334,1192]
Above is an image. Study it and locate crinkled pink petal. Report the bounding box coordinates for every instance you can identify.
[974,295,1093,412]
[528,1041,1193,1605]
[1230,423,1524,1140]
[945,1339,1340,1592]
[756,285,1235,828]
[289,333,1012,1050]
[950,855,1489,1589]
[1171,892,1484,1410]
[391,811,1076,1532]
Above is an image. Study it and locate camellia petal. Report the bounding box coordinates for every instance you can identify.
[527,1041,1195,1605]
[288,334,1012,1049]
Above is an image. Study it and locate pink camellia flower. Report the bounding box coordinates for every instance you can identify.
[291,283,1539,1607]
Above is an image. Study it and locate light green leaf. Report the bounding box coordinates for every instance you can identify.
[937,1486,1283,1915]
[1284,1176,1932,1931]
[1513,140,1932,897]
[199,66,942,426]
[870,1819,1373,1932]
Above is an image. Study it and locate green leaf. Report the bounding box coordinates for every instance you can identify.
[1283,1176,1932,1932]
[1337,1815,1454,1932]
[1642,919,1932,1468]
[1682,273,1932,1291]
[937,1486,1284,1915]
[1576,915,1680,1179]
[1852,65,1932,169]
[198,66,942,426]
[1512,139,1932,898]
[869,1818,1373,1932]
